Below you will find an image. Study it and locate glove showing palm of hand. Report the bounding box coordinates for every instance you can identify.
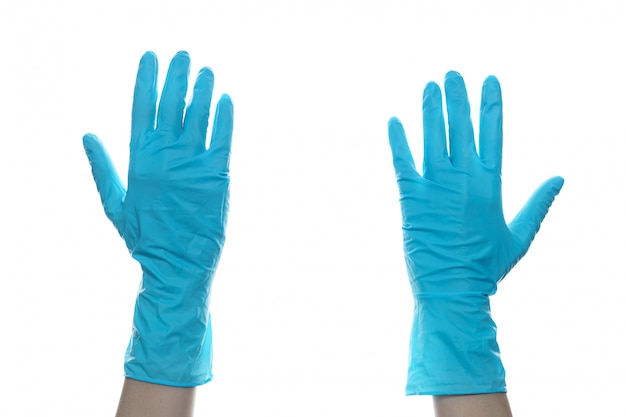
[83,51,233,387]
[388,72,563,395]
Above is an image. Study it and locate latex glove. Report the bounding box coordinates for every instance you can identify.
[388,72,563,395]
[83,51,233,387]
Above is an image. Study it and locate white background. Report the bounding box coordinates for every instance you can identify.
[1,0,624,416]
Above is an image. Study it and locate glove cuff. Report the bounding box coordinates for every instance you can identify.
[123,268,214,387]
[406,293,506,395]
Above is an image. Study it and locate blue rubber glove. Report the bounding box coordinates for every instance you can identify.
[388,72,563,395]
[83,51,233,387]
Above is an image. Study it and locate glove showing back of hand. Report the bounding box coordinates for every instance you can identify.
[388,72,563,395]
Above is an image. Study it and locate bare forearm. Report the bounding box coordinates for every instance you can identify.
[115,378,196,417]
[433,393,512,417]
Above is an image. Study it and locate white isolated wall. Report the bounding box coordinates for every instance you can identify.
[0,0,624,416]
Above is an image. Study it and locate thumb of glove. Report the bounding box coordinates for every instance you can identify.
[83,133,126,228]
[508,175,564,259]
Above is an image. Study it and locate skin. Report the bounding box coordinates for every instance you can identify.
[434,393,513,417]
[116,378,195,417]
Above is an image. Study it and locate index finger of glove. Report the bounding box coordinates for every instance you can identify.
[207,94,234,172]
[422,81,449,178]
[388,117,421,184]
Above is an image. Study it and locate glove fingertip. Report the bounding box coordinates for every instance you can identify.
[388,117,406,143]
[82,133,109,167]
[142,50,157,61]
[550,175,565,193]
[540,176,565,209]
[217,94,234,119]
[82,133,99,152]
[388,116,402,126]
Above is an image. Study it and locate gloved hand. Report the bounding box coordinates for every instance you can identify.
[388,71,563,395]
[83,51,234,387]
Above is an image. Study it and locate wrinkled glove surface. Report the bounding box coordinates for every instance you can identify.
[388,72,563,395]
[84,51,233,387]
